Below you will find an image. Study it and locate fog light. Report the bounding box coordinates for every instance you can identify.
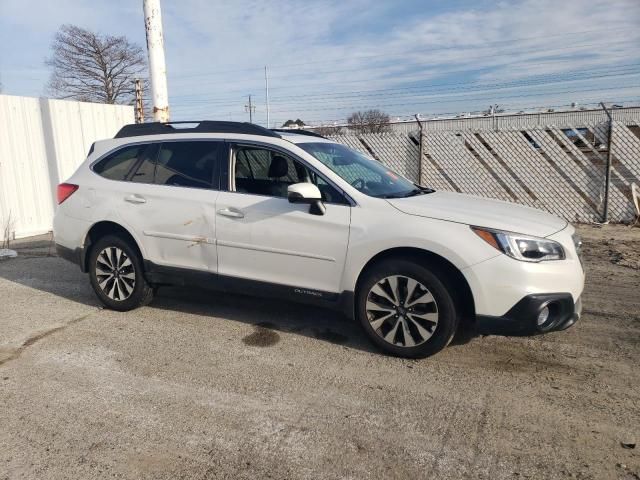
[537,306,550,326]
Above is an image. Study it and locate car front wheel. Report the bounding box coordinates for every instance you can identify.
[356,258,459,358]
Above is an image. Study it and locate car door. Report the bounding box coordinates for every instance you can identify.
[215,143,351,295]
[106,140,221,273]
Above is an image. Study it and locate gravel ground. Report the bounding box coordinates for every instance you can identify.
[0,225,638,480]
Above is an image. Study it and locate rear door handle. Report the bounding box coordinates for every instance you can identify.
[217,207,244,219]
[124,194,147,204]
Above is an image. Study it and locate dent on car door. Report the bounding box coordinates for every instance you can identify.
[106,141,221,272]
[215,144,351,294]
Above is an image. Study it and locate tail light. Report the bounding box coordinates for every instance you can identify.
[57,183,79,204]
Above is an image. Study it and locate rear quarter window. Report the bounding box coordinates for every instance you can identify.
[93,145,144,181]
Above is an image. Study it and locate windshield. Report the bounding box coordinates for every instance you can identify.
[298,142,431,198]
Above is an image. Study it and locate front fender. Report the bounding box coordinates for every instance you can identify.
[340,207,499,293]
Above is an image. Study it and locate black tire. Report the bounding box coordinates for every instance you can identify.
[356,258,459,358]
[88,234,154,311]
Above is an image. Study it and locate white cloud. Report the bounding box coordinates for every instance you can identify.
[1,0,638,123]
[162,0,640,124]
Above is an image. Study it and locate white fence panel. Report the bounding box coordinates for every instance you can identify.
[0,94,134,239]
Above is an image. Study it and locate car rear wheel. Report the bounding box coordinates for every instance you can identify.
[356,258,459,358]
[88,234,154,311]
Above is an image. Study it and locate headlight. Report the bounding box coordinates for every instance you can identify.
[471,226,565,262]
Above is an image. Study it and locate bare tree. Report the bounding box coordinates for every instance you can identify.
[282,119,306,128]
[347,109,390,134]
[46,24,146,104]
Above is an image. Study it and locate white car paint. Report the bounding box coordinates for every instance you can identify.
[54,129,585,320]
[287,182,322,200]
[214,191,350,292]
[387,190,567,238]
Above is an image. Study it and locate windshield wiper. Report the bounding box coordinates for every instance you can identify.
[404,188,429,197]
[377,185,436,199]
[382,187,434,198]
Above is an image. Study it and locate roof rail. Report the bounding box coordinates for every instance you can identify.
[114,121,282,139]
[271,128,326,139]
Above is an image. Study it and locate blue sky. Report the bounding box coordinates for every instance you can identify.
[1,0,639,126]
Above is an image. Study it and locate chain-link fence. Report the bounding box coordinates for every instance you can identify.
[325,109,640,223]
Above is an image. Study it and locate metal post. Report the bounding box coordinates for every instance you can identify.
[134,78,144,124]
[265,66,270,128]
[600,102,614,223]
[245,95,255,123]
[143,0,170,122]
[414,114,424,185]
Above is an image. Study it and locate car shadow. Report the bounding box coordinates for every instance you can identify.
[149,284,378,353]
[0,256,384,355]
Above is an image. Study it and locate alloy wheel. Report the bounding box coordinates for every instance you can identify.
[366,275,439,347]
[95,246,136,301]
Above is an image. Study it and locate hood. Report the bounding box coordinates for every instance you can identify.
[387,191,567,238]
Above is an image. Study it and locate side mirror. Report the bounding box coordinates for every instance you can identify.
[287,183,326,215]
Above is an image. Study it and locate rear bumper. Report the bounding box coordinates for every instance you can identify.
[56,243,86,272]
[475,293,582,336]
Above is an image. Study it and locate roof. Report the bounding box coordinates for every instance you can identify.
[114,121,329,143]
[114,121,280,139]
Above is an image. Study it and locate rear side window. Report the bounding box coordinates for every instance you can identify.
[94,145,145,181]
[155,141,219,189]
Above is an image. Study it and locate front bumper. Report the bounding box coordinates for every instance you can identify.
[462,224,585,317]
[475,293,582,336]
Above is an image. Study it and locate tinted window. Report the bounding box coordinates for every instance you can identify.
[94,145,145,181]
[155,141,219,189]
[234,146,348,204]
[130,147,157,184]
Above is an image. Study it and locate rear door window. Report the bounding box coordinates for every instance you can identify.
[155,141,219,190]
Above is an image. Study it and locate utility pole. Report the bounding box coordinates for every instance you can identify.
[245,95,256,123]
[134,78,144,124]
[414,114,424,186]
[600,102,614,224]
[143,0,170,122]
[265,66,270,128]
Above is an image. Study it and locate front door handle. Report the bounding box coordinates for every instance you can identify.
[124,194,147,204]
[217,207,245,219]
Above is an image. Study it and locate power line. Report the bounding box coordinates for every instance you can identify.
[245,40,640,83]
[168,54,640,100]
[151,57,640,104]
[263,85,640,115]
[168,38,639,91]
[268,71,640,107]
[170,66,640,108]
[268,65,640,102]
[169,68,640,112]
[165,26,639,80]
[284,97,640,125]
[169,95,640,125]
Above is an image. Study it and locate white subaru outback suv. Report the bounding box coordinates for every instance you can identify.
[54,121,584,358]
